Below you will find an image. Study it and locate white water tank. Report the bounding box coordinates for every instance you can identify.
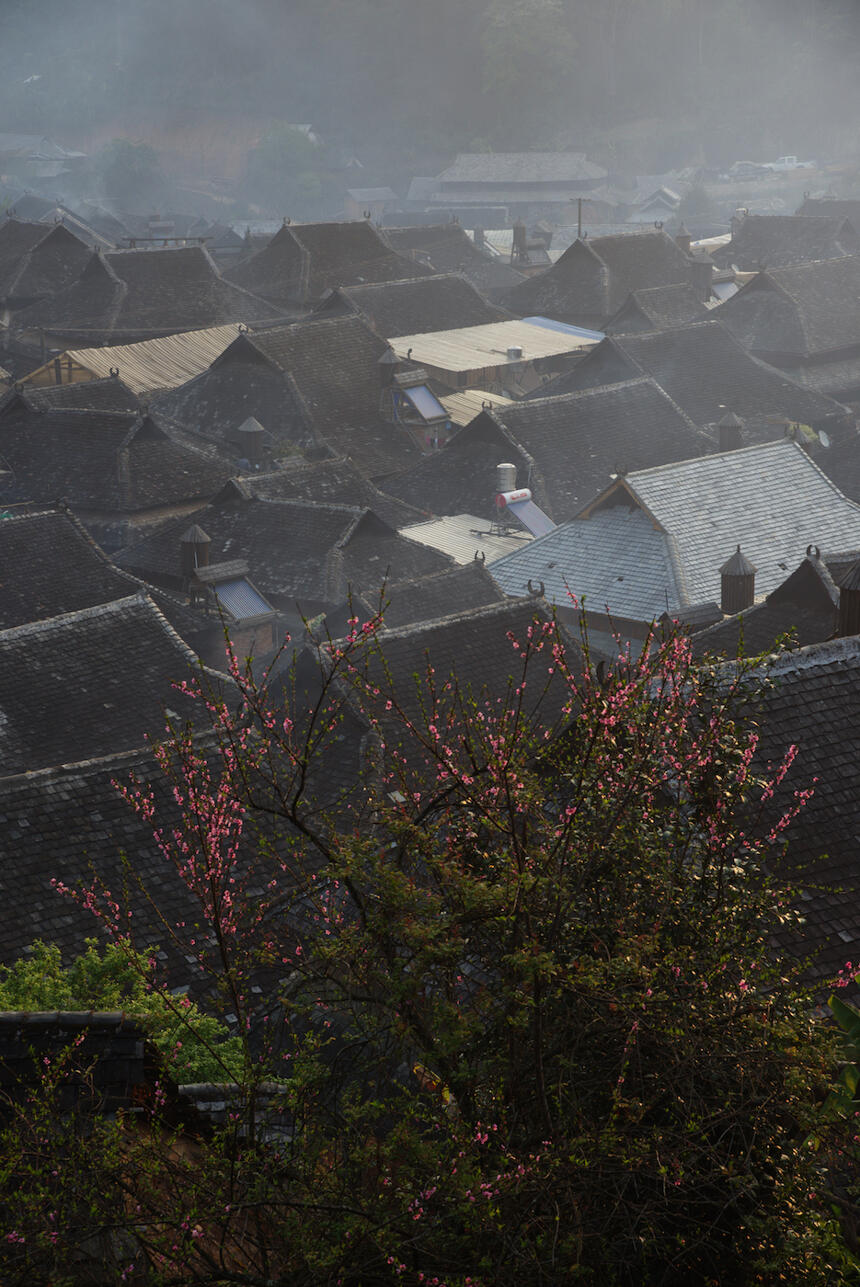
[496,462,517,493]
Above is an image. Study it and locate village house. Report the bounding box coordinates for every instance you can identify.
[11,245,284,353]
[380,223,525,298]
[711,213,860,271]
[0,219,94,318]
[224,220,433,310]
[690,546,844,657]
[115,492,454,633]
[487,440,860,648]
[711,256,860,403]
[423,152,607,220]
[313,273,512,338]
[384,377,710,525]
[0,399,235,550]
[502,229,703,330]
[20,322,247,396]
[152,315,424,479]
[541,318,851,440]
[386,317,601,398]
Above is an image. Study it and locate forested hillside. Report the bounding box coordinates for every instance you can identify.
[2,0,860,169]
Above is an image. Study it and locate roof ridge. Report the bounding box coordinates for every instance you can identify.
[355,596,553,642]
[0,591,150,641]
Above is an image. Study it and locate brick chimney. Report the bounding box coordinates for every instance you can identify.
[838,558,860,637]
[719,545,756,614]
[180,523,211,585]
[718,412,744,452]
[688,256,713,302]
[236,416,266,466]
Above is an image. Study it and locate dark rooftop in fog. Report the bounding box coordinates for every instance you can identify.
[713,257,860,358]
[315,273,511,337]
[13,245,285,343]
[503,230,693,329]
[385,377,709,523]
[539,320,849,433]
[0,594,217,775]
[0,507,210,643]
[380,225,525,296]
[116,496,453,606]
[604,283,712,334]
[249,315,423,478]
[747,637,860,981]
[223,459,426,530]
[0,405,233,514]
[14,376,141,414]
[225,220,434,308]
[0,220,93,306]
[711,214,860,271]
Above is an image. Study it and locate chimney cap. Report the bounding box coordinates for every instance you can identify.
[180,523,211,545]
[237,415,265,435]
[720,544,756,576]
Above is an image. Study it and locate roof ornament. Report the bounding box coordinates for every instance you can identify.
[654,220,664,230]
[527,578,545,597]
[109,366,119,378]
[474,549,486,563]
[363,210,371,220]
[806,543,821,558]
[482,399,492,409]
[237,323,249,333]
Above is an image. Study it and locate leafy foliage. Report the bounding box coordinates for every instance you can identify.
[0,939,243,1083]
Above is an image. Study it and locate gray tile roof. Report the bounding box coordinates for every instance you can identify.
[503,230,693,329]
[228,459,426,530]
[116,496,452,609]
[316,273,511,337]
[385,377,709,524]
[618,440,860,603]
[0,594,221,776]
[745,636,860,981]
[713,257,860,358]
[0,507,209,644]
[604,283,711,334]
[543,320,849,432]
[489,507,686,621]
[0,405,233,514]
[225,220,433,308]
[380,226,524,295]
[14,245,285,343]
[711,214,860,271]
[0,220,93,306]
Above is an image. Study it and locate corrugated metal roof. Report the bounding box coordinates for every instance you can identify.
[439,388,513,425]
[400,513,532,565]
[390,319,598,376]
[213,578,273,621]
[44,324,245,394]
